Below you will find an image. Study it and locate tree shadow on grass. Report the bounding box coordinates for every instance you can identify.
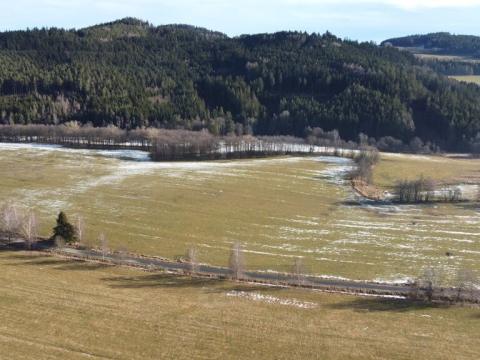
[326,297,451,313]
[102,273,226,289]
[8,257,68,267]
[103,273,288,294]
[4,252,112,271]
[56,262,113,271]
[454,202,480,212]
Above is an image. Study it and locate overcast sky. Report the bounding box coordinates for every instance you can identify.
[0,0,479,42]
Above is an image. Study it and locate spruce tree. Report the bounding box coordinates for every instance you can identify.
[52,212,76,243]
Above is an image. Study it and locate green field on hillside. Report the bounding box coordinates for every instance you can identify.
[374,153,480,188]
[449,75,480,84]
[1,144,480,285]
[0,251,479,360]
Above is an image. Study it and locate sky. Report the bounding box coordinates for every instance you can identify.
[0,0,479,42]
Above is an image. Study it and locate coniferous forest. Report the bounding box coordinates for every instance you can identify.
[1,18,480,151]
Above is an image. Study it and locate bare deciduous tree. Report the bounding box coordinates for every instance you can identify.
[76,215,85,246]
[351,147,380,184]
[21,210,38,250]
[456,268,477,302]
[117,246,129,261]
[98,233,108,260]
[229,242,245,280]
[291,257,306,285]
[395,176,436,203]
[186,246,199,274]
[0,202,21,243]
[418,267,442,302]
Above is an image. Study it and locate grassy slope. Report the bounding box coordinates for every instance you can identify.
[0,251,479,360]
[449,75,480,85]
[373,153,480,189]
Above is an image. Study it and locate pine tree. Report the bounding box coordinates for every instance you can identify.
[52,212,76,243]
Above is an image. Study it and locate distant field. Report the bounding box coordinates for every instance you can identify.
[1,144,480,285]
[374,153,480,188]
[397,47,480,63]
[0,251,479,360]
[449,75,480,84]
[414,53,480,63]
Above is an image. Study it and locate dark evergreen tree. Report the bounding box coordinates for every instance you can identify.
[52,212,76,243]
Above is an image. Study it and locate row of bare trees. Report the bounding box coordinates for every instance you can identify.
[395,176,436,203]
[185,242,307,285]
[0,204,91,251]
[351,147,380,184]
[0,202,38,249]
[394,177,463,203]
[0,124,355,161]
[410,267,480,303]
[4,205,479,303]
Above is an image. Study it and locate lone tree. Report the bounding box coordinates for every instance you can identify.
[291,258,306,286]
[22,210,38,250]
[98,233,108,260]
[52,212,76,243]
[229,242,245,280]
[418,267,442,302]
[76,215,85,246]
[455,268,477,302]
[0,202,21,243]
[186,246,199,274]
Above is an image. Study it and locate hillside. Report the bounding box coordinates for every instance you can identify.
[383,32,480,58]
[383,33,480,78]
[2,19,480,150]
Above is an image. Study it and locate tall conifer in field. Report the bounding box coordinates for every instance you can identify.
[52,212,76,243]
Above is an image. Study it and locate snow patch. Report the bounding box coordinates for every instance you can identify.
[226,290,317,309]
[0,142,150,161]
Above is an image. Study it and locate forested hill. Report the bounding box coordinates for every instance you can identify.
[2,18,480,151]
[383,33,480,57]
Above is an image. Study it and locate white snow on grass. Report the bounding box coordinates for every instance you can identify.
[226,290,317,309]
[381,152,446,162]
[0,142,151,161]
[373,276,413,285]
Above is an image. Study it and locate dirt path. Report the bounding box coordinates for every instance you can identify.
[1,238,409,296]
[4,239,477,303]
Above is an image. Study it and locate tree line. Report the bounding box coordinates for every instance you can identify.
[393,177,464,204]
[0,123,362,161]
[2,19,480,151]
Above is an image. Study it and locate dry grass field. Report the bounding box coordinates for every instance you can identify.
[1,143,480,286]
[0,251,479,360]
[373,153,480,188]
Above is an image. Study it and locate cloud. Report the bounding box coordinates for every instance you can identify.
[283,0,480,10]
[382,0,480,9]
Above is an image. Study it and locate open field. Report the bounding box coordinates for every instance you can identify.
[398,48,480,63]
[0,251,479,360]
[413,53,480,63]
[449,75,480,85]
[1,143,480,285]
[373,153,480,188]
